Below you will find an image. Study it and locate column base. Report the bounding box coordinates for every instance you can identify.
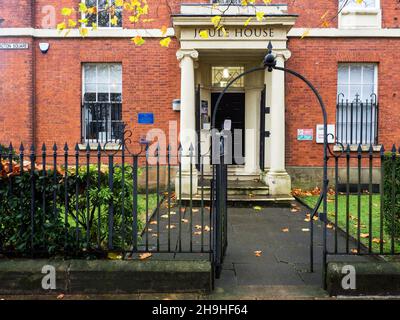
[175,170,198,196]
[265,171,292,196]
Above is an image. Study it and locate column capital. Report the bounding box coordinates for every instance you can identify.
[273,49,292,61]
[176,49,199,62]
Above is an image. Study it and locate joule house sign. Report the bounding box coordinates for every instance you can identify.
[194,27,275,39]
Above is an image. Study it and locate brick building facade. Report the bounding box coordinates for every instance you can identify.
[1,0,400,193]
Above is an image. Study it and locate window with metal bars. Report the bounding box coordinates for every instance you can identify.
[336,64,379,145]
[82,63,123,143]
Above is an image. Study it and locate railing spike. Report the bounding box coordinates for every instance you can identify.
[53,143,57,151]
[20,143,25,152]
[64,143,69,152]
[41,143,46,152]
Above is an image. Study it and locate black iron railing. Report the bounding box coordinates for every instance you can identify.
[0,142,226,262]
[82,102,124,144]
[336,94,379,145]
[308,144,400,263]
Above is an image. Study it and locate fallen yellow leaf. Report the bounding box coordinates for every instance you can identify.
[139,253,152,260]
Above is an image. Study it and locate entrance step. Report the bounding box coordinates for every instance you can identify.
[199,179,269,196]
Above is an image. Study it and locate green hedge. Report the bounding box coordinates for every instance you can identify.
[383,152,400,239]
[0,164,146,257]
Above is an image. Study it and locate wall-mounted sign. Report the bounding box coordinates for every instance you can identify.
[316,124,335,144]
[138,113,154,125]
[194,27,274,39]
[0,43,29,50]
[297,129,314,141]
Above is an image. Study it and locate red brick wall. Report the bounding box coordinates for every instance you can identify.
[0,38,34,146]
[34,38,180,149]
[0,0,32,27]
[285,37,400,167]
[1,1,398,29]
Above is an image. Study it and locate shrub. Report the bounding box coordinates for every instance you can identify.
[0,159,145,257]
[382,152,400,239]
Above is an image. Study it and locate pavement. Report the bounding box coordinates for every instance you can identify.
[0,201,373,300]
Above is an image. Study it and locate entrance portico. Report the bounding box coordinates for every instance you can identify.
[173,5,297,196]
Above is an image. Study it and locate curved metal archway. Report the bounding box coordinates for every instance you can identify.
[211,42,329,287]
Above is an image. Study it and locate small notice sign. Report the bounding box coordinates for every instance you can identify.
[297,129,313,141]
[138,113,154,125]
[0,43,29,50]
[316,124,335,144]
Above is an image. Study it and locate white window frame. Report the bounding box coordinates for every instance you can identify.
[337,63,378,101]
[336,63,379,145]
[338,0,381,29]
[82,63,123,143]
[81,0,123,30]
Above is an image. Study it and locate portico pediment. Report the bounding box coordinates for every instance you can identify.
[172,5,297,51]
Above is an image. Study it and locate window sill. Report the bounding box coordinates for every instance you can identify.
[333,144,382,152]
[79,143,121,151]
[341,8,381,15]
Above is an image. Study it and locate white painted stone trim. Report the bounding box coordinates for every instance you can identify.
[1,27,400,38]
[0,28,175,38]
[287,28,400,37]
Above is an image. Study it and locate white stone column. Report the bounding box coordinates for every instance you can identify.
[175,49,199,195]
[266,51,292,195]
[244,88,260,174]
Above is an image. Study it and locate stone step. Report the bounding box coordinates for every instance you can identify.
[198,180,269,196]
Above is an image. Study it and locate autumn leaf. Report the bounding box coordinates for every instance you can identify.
[181,219,189,223]
[107,252,123,260]
[327,223,334,229]
[282,227,289,233]
[256,12,265,22]
[254,250,262,257]
[132,36,145,46]
[149,220,157,225]
[161,214,169,219]
[194,231,202,236]
[56,294,65,300]
[115,0,124,7]
[244,17,252,27]
[211,15,222,27]
[195,225,202,230]
[139,252,152,260]
[302,228,310,232]
[160,25,168,36]
[360,233,370,239]
[204,225,211,232]
[351,249,358,254]
[79,27,88,37]
[199,30,209,39]
[253,206,262,211]
[166,225,176,229]
[301,29,311,39]
[61,8,73,16]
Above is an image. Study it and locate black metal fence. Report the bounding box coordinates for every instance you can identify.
[336,94,379,145]
[310,143,400,267]
[0,142,228,267]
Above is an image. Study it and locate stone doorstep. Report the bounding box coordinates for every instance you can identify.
[0,259,212,295]
[327,262,400,297]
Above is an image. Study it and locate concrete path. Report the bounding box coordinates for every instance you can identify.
[0,201,371,300]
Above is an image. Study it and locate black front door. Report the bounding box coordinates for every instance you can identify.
[211,93,245,165]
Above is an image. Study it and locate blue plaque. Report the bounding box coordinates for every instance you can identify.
[138,113,154,124]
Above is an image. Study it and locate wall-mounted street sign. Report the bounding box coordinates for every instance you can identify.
[297,129,313,141]
[138,113,154,125]
[0,43,29,50]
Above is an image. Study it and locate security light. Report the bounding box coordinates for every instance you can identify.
[39,43,50,54]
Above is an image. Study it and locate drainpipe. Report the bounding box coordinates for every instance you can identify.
[31,0,36,148]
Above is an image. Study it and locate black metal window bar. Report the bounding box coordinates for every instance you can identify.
[82,63,123,144]
[336,93,379,145]
[82,102,123,143]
